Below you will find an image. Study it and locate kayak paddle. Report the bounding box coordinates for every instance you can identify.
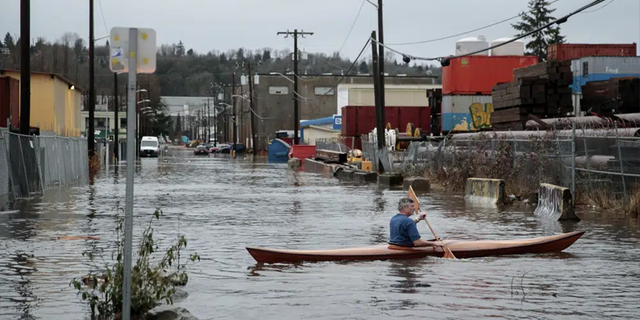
[408,186,457,259]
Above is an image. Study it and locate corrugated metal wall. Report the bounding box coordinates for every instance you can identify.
[571,56,640,93]
[441,95,493,132]
[0,134,9,203]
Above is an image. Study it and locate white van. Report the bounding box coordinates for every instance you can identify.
[140,136,160,157]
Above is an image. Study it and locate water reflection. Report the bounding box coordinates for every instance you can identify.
[387,260,425,294]
[372,188,386,214]
[1,148,639,320]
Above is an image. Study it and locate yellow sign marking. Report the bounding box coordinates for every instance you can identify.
[130,52,136,58]
[114,35,119,41]
[141,32,148,40]
[143,58,149,65]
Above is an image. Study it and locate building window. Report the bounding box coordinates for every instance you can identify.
[582,62,588,77]
[120,118,127,128]
[96,119,106,128]
[85,118,90,129]
[315,87,334,96]
[269,86,289,95]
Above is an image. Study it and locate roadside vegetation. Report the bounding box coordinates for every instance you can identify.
[71,209,200,319]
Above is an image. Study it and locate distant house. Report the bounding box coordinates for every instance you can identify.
[0,69,82,136]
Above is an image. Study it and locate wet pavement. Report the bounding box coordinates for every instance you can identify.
[1,148,639,319]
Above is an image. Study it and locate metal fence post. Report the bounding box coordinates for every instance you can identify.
[581,123,593,193]
[509,130,517,169]
[571,122,576,203]
[17,135,30,198]
[614,122,628,200]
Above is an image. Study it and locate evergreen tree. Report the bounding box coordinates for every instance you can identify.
[4,33,14,48]
[358,61,369,74]
[176,41,185,57]
[262,49,271,61]
[512,0,565,62]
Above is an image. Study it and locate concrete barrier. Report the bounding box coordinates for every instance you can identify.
[464,178,506,204]
[303,158,334,177]
[353,171,377,183]
[403,177,431,193]
[288,158,301,170]
[378,173,403,187]
[534,183,580,221]
[336,169,355,181]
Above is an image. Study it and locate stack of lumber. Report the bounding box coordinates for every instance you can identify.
[581,77,640,115]
[490,61,574,130]
[513,60,573,115]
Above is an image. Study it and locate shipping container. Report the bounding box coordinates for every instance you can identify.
[441,95,493,133]
[442,56,538,95]
[343,136,362,151]
[341,106,432,137]
[571,56,640,92]
[0,77,20,128]
[548,43,637,61]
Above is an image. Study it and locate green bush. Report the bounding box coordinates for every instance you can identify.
[71,209,200,319]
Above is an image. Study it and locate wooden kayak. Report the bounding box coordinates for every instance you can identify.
[246,231,585,264]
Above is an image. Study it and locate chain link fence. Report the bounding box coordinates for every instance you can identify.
[395,127,640,206]
[315,137,351,153]
[0,131,89,201]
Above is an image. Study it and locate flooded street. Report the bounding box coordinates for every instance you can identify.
[1,148,639,320]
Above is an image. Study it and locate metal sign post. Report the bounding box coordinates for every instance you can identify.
[109,26,156,320]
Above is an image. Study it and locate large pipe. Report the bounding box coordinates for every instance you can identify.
[449,128,640,141]
[526,113,640,130]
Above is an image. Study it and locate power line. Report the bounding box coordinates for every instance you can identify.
[337,0,366,53]
[97,0,109,36]
[387,0,561,46]
[375,0,607,63]
[293,37,371,102]
[582,0,614,13]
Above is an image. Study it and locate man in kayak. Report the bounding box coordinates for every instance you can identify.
[389,197,437,247]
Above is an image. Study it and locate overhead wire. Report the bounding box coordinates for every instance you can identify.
[293,37,372,102]
[387,0,561,46]
[337,0,367,53]
[373,0,607,63]
[97,0,110,37]
[581,0,614,13]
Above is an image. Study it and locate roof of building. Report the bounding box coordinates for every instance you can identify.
[160,96,211,115]
[300,116,335,127]
[0,68,83,92]
[257,72,438,79]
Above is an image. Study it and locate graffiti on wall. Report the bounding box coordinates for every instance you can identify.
[469,102,494,129]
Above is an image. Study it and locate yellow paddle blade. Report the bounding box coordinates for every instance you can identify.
[408,185,420,213]
[442,246,457,259]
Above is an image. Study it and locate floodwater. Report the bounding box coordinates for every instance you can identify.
[1,148,639,320]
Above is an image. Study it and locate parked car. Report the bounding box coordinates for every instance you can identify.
[194,144,210,155]
[211,143,231,153]
[219,143,246,154]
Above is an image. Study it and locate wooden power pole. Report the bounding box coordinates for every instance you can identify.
[277,29,313,145]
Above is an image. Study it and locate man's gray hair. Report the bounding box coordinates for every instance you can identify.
[398,197,414,211]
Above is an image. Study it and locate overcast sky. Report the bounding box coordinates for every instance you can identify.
[1,0,638,63]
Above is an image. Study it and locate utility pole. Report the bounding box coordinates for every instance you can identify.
[88,0,96,156]
[232,73,237,155]
[377,0,386,129]
[19,0,30,135]
[247,62,257,155]
[371,31,384,151]
[113,73,118,160]
[206,98,209,143]
[277,29,313,145]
